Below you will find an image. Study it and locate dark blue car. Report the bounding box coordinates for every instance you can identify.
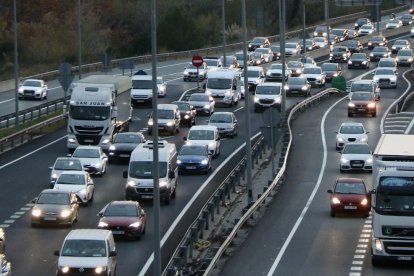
[177,144,212,174]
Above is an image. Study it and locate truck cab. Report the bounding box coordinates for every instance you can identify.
[131,75,153,106]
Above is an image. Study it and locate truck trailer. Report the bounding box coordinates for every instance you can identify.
[66,75,132,152]
[371,134,414,265]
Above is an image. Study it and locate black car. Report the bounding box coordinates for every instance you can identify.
[108,132,146,163]
[329,46,351,63]
[367,36,388,50]
[313,24,331,37]
[285,77,311,97]
[341,40,363,53]
[401,14,413,25]
[391,39,410,54]
[322,63,342,83]
[354,18,371,30]
[287,61,304,77]
[331,29,349,42]
[248,37,270,51]
[369,46,391,62]
[269,45,281,60]
[348,53,370,69]
[172,101,196,127]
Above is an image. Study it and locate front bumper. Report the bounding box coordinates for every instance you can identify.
[125,185,170,201]
[31,214,73,226]
[340,159,373,171]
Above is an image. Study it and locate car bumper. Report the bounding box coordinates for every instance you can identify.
[178,163,210,174]
[98,225,144,239]
[348,107,376,115]
[125,186,170,201]
[330,203,370,215]
[254,102,281,111]
[31,215,73,226]
[340,161,373,171]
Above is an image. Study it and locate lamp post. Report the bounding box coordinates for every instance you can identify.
[222,0,227,67]
[77,0,82,79]
[13,0,19,127]
[302,0,306,56]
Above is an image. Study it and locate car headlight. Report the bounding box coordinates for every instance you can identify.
[166,121,173,126]
[383,53,388,57]
[373,77,379,82]
[255,78,261,84]
[148,120,153,126]
[158,86,165,92]
[379,42,384,45]
[129,221,142,228]
[204,104,210,109]
[60,209,72,218]
[60,266,70,273]
[392,46,396,49]
[200,159,209,165]
[275,97,281,103]
[184,114,190,119]
[348,102,355,107]
[409,58,413,62]
[127,180,135,187]
[32,208,42,217]
[224,90,231,96]
[98,221,108,228]
[368,42,372,45]
[331,197,341,204]
[205,90,212,95]
[301,85,308,90]
[36,89,42,94]
[366,158,373,163]
[313,32,317,36]
[68,138,76,143]
[94,162,102,168]
[159,181,168,187]
[101,138,110,145]
[51,173,59,180]
[184,70,189,75]
[395,57,400,61]
[340,157,349,163]
[342,54,347,57]
[370,53,374,56]
[254,97,259,103]
[78,188,87,194]
[337,137,344,142]
[208,142,215,148]
[284,85,289,90]
[355,23,358,26]
[361,198,369,206]
[177,159,182,164]
[360,137,367,142]
[368,102,375,108]
[390,76,397,81]
[362,61,367,64]
[348,60,352,64]
[95,266,107,274]
[248,44,252,47]
[329,53,333,57]
[374,239,383,252]
[333,73,338,77]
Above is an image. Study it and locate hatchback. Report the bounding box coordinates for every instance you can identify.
[339,142,373,172]
[208,112,238,138]
[71,146,108,176]
[177,144,212,174]
[335,122,368,150]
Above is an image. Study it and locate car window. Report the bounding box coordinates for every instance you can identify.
[180,146,207,156]
[37,193,70,205]
[335,182,366,194]
[104,204,138,217]
[343,144,371,154]
[340,125,364,134]
[73,148,100,158]
[57,174,85,185]
[188,130,215,140]
[54,159,83,171]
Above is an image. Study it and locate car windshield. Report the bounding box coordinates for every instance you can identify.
[157,78,163,84]
[114,133,141,143]
[340,125,364,134]
[351,93,373,101]
[61,239,106,257]
[245,70,260,77]
[270,46,280,52]
[253,53,263,59]
[342,144,371,154]
[402,15,412,19]
[23,80,41,87]
[288,78,306,85]
[157,110,174,119]
[351,83,371,91]
[389,19,400,24]
[234,53,244,60]
[361,25,372,30]
[173,102,190,111]
[303,67,321,74]
[206,78,232,89]
[54,159,83,171]
[270,64,283,70]
[286,43,297,49]
[398,50,412,56]
[104,204,138,217]
[186,63,200,69]
[255,49,268,54]
[314,37,325,43]
[376,69,394,75]
[210,114,232,123]
[376,176,414,215]
[322,64,337,71]
[394,40,407,46]
[371,37,384,42]
[352,54,366,59]
[332,47,347,53]
[331,29,344,36]
[204,60,218,67]
[378,60,394,67]
[188,130,215,140]
[288,61,302,68]
[251,37,265,43]
[180,146,206,156]
[189,94,208,102]
[344,41,357,47]
[57,174,85,185]
[37,193,70,205]
[335,182,366,194]
[300,57,314,64]
[315,26,327,32]
[374,47,387,52]
[132,79,152,89]
[128,161,167,178]
[357,18,367,24]
[69,105,110,121]
[305,40,314,45]
[73,148,100,158]
[256,85,281,95]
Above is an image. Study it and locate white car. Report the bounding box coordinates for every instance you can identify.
[385,19,402,29]
[299,56,317,68]
[49,157,84,187]
[314,37,328,49]
[339,143,373,173]
[185,125,221,156]
[411,27,414,37]
[254,48,274,63]
[358,24,375,36]
[188,93,215,115]
[244,66,265,91]
[301,66,326,87]
[373,68,398,88]
[53,171,95,204]
[71,146,108,176]
[157,76,167,97]
[265,63,291,82]
[183,62,208,82]
[285,42,301,57]
[18,79,48,100]
[335,122,368,150]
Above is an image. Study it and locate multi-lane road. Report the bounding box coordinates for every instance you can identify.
[1,13,414,276]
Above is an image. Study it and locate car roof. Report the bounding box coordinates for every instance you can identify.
[257,82,283,87]
[108,200,138,207]
[336,177,365,183]
[189,125,217,131]
[340,122,364,127]
[75,145,101,150]
[39,189,73,195]
[352,79,374,84]
[247,66,264,71]
[157,104,178,110]
[210,111,233,116]
[59,170,86,176]
[65,229,112,240]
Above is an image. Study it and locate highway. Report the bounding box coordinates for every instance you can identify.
[1,12,414,276]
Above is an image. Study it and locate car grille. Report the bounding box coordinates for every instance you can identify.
[75,135,102,145]
[382,227,414,237]
[132,95,150,100]
[212,95,224,99]
[108,225,128,231]
[355,104,368,108]
[23,90,35,95]
[379,79,390,84]
[270,73,282,77]
[350,160,364,168]
[62,267,98,275]
[74,126,104,135]
[259,99,274,104]
[383,241,414,255]
[307,78,316,82]
[181,161,201,165]
[347,138,356,142]
[137,187,153,194]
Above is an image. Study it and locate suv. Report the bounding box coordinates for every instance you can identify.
[244,66,265,91]
[314,24,331,37]
[147,104,181,135]
[254,82,283,112]
[183,62,208,82]
[349,80,380,101]
[54,229,117,276]
[329,46,351,63]
[203,57,222,71]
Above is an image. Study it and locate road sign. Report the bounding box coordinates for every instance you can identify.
[58,63,74,95]
[192,55,204,67]
[335,0,381,5]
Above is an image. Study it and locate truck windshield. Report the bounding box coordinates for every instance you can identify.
[375,176,414,216]
[132,80,152,89]
[69,106,110,121]
[129,161,167,179]
[206,78,232,89]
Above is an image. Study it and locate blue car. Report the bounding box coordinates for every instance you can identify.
[177,144,212,174]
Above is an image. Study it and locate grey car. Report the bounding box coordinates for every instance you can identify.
[49,157,84,187]
[208,112,238,138]
[285,77,311,97]
[322,63,342,83]
[71,146,108,176]
[396,49,414,66]
[188,93,215,115]
[108,132,146,163]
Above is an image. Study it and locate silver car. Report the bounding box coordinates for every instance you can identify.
[339,143,373,173]
[49,157,84,187]
[53,171,95,205]
[188,93,215,116]
[208,112,238,138]
[335,122,368,150]
[70,146,108,176]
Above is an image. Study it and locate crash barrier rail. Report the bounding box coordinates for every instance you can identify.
[197,87,342,275]
[163,132,267,275]
[162,87,342,275]
[399,64,414,112]
[0,114,65,153]
[386,64,414,115]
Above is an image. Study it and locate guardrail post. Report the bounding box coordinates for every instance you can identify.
[198,218,204,239]
[203,210,209,230]
[208,202,215,222]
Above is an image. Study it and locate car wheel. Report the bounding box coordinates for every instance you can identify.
[347,112,352,117]
[215,146,220,157]
[330,210,335,217]
[148,130,152,135]
[142,224,146,234]
[372,112,376,117]
[89,192,94,202]
[164,194,171,205]
[340,167,344,173]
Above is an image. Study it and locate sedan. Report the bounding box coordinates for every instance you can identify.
[354,18,371,30]
[287,61,304,77]
[208,112,238,138]
[172,101,196,127]
[335,122,368,150]
[108,132,146,163]
[341,40,363,53]
[328,178,371,217]
[53,171,95,205]
[248,36,270,51]
[314,37,328,49]
[269,45,281,60]
[284,77,311,97]
[299,56,317,68]
[329,46,351,63]
[188,93,215,116]
[347,29,359,39]
[177,144,212,174]
[285,42,301,57]
[322,63,342,83]
[301,66,326,88]
[265,63,291,82]
[385,19,402,29]
[339,142,373,172]
[97,201,146,240]
[401,14,413,25]
[31,189,79,227]
[391,39,410,54]
[373,68,398,88]
[348,92,377,117]
[254,48,274,63]
[396,49,414,66]
[331,28,349,42]
[367,36,388,50]
[304,39,319,51]
[348,53,370,69]
[71,145,108,176]
[369,46,391,62]
[358,24,375,36]
[252,52,265,65]
[49,157,84,187]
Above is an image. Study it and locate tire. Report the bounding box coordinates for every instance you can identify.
[371,255,381,267]
[348,112,352,117]
[215,146,220,157]
[372,112,376,117]
[330,210,335,217]
[164,194,171,205]
[148,130,152,135]
[340,167,344,173]
[142,224,146,234]
[89,192,94,202]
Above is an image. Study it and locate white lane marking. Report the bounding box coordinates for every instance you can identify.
[266,95,347,276]
[20,207,31,211]
[14,211,25,215]
[0,136,66,170]
[138,133,262,276]
[4,220,14,224]
[349,273,361,276]
[0,98,14,104]
[405,116,414,134]
[233,106,244,113]
[352,261,363,265]
[0,225,9,228]
[10,215,20,219]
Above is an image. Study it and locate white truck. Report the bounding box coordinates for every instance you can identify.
[66,75,132,152]
[371,134,414,266]
[204,68,241,107]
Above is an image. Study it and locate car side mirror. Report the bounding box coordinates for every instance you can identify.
[97,212,103,217]
[327,189,333,194]
[49,166,53,170]
[54,250,60,256]
[67,154,72,157]
[109,251,117,257]
[123,171,128,178]
[30,197,38,203]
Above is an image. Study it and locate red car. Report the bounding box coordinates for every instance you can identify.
[327,178,371,217]
[97,201,146,240]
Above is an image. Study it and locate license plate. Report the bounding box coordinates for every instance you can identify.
[352,164,363,167]
[44,216,57,221]
[141,195,153,199]
[357,108,366,112]
[344,206,357,210]
[120,154,130,157]
[398,256,412,261]
[112,231,125,235]
[84,139,94,143]
[186,166,196,170]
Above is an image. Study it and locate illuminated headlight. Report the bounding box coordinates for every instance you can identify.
[374,239,383,252]
[158,86,165,92]
[101,138,110,145]
[95,266,107,274]
[383,53,388,57]
[275,97,281,103]
[36,89,42,94]
[159,181,168,187]
[337,137,344,142]
[409,58,413,62]
[373,77,379,82]
[348,60,353,64]
[208,142,215,149]
[360,137,367,142]
[366,158,373,164]
[148,120,153,126]
[379,42,384,45]
[329,53,333,57]
[79,188,87,195]
[177,159,182,164]
[301,86,308,91]
[93,162,102,168]
[127,180,135,187]
[98,221,108,228]
[60,266,70,273]
[296,69,302,74]
[166,121,173,126]
[361,198,368,206]
[331,197,341,204]
[205,90,212,95]
[307,47,312,50]
[109,145,116,151]
[355,23,358,27]
[368,42,372,45]
[333,73,338,77]
[51,173,59,180]
[248,44,252,48]
[342,54,347,57]
[255,78,261,84]
[392,46,396,49]
[201,159,209,165]
[362,61,367,64]
[340,157,349,163]
[184,70,189,75]
[390,76,397,81]
[313,32,317,36]
[129,221,142,228]
[224,90,231,96]
[60,209,72,218]
[370,53,374,56]
[368,103,375,108]
[68,138,76,143]
[323,32,327,37]
[284,85,290,90]
[204,104,210,109]
[32,208,42,217]
[267,72,272,76]
[18,87,23,93]
[254,97,259,103]
[395,57,399,61]
[348,102,355,107]
[184,114,190,119]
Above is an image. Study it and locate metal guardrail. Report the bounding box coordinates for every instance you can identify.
[385,64,414,115]
[399,65,414,112]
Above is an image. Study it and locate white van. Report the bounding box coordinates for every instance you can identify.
[54,229,117,276]
[185,125,221,157]
[131,74,153,106]
[254,82,283,112]
[204,69,241,107]
[123,140,178,204]
[147,104,181,136]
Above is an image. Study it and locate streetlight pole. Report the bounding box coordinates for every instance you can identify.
[279,0,286,117]
[222,0,227,67]
[13,0,19,127]
[77,0,82,80]
[302,0,306,56]
[325,0,329,46]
